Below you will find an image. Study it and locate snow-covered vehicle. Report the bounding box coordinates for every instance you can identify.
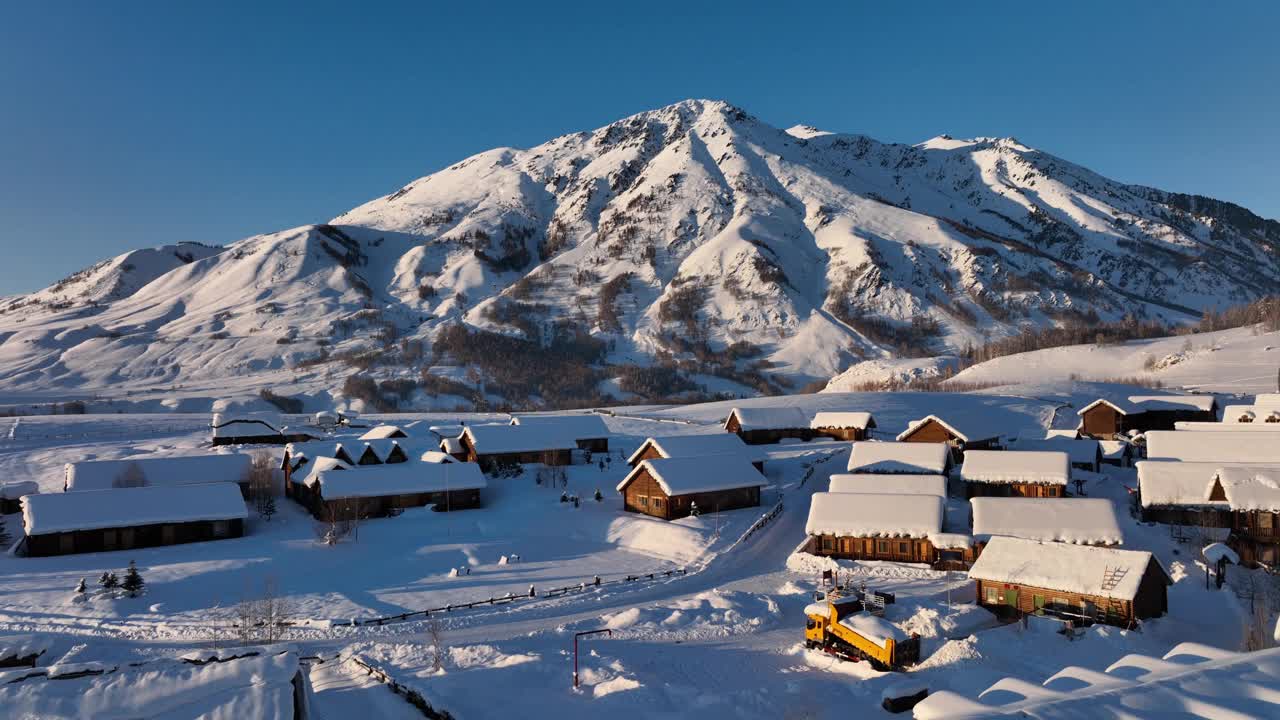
[804,594,920,671]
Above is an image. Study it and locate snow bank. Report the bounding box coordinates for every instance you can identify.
[64,453,252,493]
[805,492,943,538]
[970,497,1123,545]
[960,450,1069,486]
[847,441,949,474]
[967,536,1163,601]
[23,482,247,535]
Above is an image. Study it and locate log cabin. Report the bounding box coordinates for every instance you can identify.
[804,492,947,564]
[722,407,812,445]
[959,450,1070,498]
[509,414,610,453]
[969,497,1123,559]
[1076,395,1218,439]
[827,473,946,497]
[846,441,952,476]
[1099,440,1133,467]
[1140,461,1280,566]
[616,456,764,520]
[281,439,412,491]
[1011,437,1102,473]
[1136,460,1235,528]
[1213,466,1280,567]
[1145,430,1280,464]
[895,415,1001,462]
[290,459,486,520]
[20,483,247,557]
[809,411,877,441]
[64,454,254,499]
[210,412,313,446]
[1,481,38,515]
[459,424,576,471]
[440,436,467,462]
[968,537,1171,628]
[627,434,765,473]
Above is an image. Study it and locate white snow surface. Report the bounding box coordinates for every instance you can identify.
[1010,437,1100,467]
[22,482,247,535]
[827,473,946,497]
[461,424,578,454]
[509,413,610,439]
[966,536,1162,601]
[63,453,252,492]
[0,480,38,499]
[809,411,875,430]
[1145,430,1280,463]
[846,441,950,474]
[805,492,943,538]
[1136,461,1230,508]
[625,433,761,465]
[970,498,1123,545]
[960,450,1070,486]
[838,611,906,645]
[312,460,487,500]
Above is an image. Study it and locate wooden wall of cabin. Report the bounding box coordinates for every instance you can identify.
[974,578,1143,627]
[25,518,244,557]
[621,468,671,519]
[812,427,867,442]
[965,482,1063,499]
[811,535,936,564]
[1080,405,1122,439]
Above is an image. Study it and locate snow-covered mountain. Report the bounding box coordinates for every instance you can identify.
[2,100,1277,411]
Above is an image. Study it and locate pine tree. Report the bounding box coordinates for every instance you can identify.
[100,571,119,590]
[594,488,603,502]
[121,561,144,597]
[258,493,277,522]
[75,578,87,594]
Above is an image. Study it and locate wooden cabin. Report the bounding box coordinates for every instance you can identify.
[64,454,254,499]
[846,441,952,476]
[1136,460,1234,527]
[1139,462,1280,566]
[804,492,950,564]
[969,497,1123,559]
[1012,437,1102,473]
[627,434,765,473]
[20,483,247,557]
[723,407,812,445]
[895,415,1000,462]
[809,411,877,441]
[968,537,1171,628]
[291,460,486,520]
[1076,395,1218,440]
[440,436,467,462]
[459,425,575,471]
[1099,440,1132,468]
[617,456,764,520]
[281,440,412,488]
[210,412,311,446]
[510,414,610,453]
[959,450,1070,498]
[1213,466,1280,567]
[1,481,38,515]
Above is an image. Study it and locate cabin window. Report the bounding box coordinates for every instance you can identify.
[898,541,909,554]
[1047,487,1059,497]
[1033,595,1045,610]
[877,541,889,554]
[1260,513,1274,529]
[985,587,998,604]
[653,498,665,510]
[638,496,649,508]
[822,536,835,552]
[212,520,231,538]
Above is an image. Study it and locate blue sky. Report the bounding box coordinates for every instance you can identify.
[1,1,1276,294]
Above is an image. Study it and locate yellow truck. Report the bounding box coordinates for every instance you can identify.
[804,596,920,671]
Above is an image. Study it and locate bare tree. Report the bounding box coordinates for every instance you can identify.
[244,452,278,521]
[113,461,147,488]
[233,577,291,645]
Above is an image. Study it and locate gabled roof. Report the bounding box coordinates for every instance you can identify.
[24,483,247,535]
[625,433,760,466]
[896,415,1001,443]
[1010,437,1100,466]
[967,536,1168,601]
[311,460,486,500]
[616,456,765,496]
[64,454,253,493]
[960,450,1070,486]
[360,425,408,440]
[1136,460,1229,508]
[509,413,610,439]
[1099,440,1131,459]
[804,492,943,538]
[294,456,351,486]
[970,497,1123,545]
[419,450,457,464]
[210,412,283,438]
[1145,430,1280,463]
[810,411,876,430]
[440,437,464,453]
[1213,466,1280,513]
[827,474,946,497]
[847,441,950,474]
[1077,394,1218,416]
[724,406,809,432]
[462,424,577,455]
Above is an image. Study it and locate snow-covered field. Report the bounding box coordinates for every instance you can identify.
[0,383,1272,718]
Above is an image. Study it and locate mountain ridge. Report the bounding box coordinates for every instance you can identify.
[1,99,1276,411]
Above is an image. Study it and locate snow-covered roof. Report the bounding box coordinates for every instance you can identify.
[1257,393,1280,407]
[1098,440,1130,459]
[359,425,408,440]
[419,450,457,464]
[914,643,1280,720]
[1077,394,1217,416]
[1043,428,1080,439]
[509,413,610,439]
[440,437,464,453]
[1214,466,1280,513]
[0,651,304,719]
[312,460,486,500]
[960,450,1070,486]
[23,483,247,535]
[0,480,38,500]
[210,412,282,438]
[428,424,466,438]
[804,492,943,538]
[617,456,766,496]
[896,414,1001,443]
[1136,461,1229,508]
[837,611,905,645]
[462,424,577,454]
[967,537,1166,601]
[294,456,351,486]
[1145,430,1280,463]
[970,498,1123,545]
[725,406,809,431]
[928,532,973,550]
[810,411,876,430]
[1177,418,1280,431]
[827,474,946,497]
[64,454,253,493]
[1010,437,1099,466]
[625,434,761,466]
[1203,542,1240,565]
[847,441,950,474]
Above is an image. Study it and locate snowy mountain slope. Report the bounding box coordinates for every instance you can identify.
[1,99,1277,409]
